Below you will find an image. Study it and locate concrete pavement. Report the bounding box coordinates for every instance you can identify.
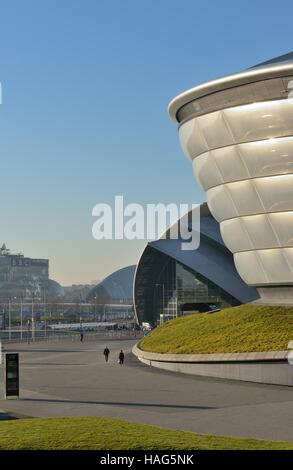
[0,338,292,441]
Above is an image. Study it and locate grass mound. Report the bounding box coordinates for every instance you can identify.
[140,305,293,354]
[0,416,292,450]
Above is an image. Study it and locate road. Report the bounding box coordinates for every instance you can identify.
[0,338,292,441]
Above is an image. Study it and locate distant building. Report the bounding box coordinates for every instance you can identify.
[87,266,135,304]
[0,244,61,300]
[87,265,135,319]
[62,284,92,302]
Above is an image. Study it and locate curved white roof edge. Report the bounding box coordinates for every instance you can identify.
[168,61,293,123]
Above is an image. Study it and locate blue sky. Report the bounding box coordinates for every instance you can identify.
[0,0,292,285]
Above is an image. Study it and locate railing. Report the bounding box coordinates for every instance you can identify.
[0,329,143,344]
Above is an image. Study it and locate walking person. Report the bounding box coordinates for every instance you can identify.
[103,346,110,362]
[80,330,84,342]
[118,349,125,365]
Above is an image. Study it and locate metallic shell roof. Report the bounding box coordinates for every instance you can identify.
[87,265,135,302]
[134,204,259,323]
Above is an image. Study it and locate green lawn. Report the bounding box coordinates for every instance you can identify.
[0,416,292,450]
[140,305,293,354]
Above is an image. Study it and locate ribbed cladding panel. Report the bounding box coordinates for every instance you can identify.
[206,174,293,222]
[254,174,293,212]
[220,214,279,253]
[234,248,293,286]
[223,100,293,143]
[193,137,293,192]
[179,98,293,160]
[179,97,293,287]
[179,118,209,160]
[220,212,293,252]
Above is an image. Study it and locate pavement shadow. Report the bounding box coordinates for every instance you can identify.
[21,398,215,410]
[22,363,89,366]
[5,349,87,353]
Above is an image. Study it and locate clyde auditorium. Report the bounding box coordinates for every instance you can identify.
[134,203,258,326]
[168,52,293,306]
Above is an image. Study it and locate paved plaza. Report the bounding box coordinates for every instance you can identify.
[0,338,292,441]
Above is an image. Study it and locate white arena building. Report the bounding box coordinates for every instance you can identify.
[169,53,293,304]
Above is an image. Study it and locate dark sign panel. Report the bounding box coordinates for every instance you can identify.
[5,353,19,398]
[11,257,31,267]
[11,256,48,268]
[31,259,49,267]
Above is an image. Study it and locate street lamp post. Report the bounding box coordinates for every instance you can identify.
[20,298,23,341]
[94,296,98,322]
[27,318,31,344]
[43,287,46,317]
[31,294,35,342]
[155,283,165,325]
[8,298,11,341]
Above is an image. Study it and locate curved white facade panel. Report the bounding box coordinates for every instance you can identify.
[221,212,293,253]
[170,55,293,290]
[193,137,293,190]
[179,99,293,161]
[207,174,293,222]
[234,248,293,285]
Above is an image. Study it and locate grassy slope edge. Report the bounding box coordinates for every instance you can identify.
[140,305,293,354]
[0,416,292,450]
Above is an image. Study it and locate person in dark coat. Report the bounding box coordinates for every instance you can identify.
[103,347,110,362]
[118,350,125,365]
